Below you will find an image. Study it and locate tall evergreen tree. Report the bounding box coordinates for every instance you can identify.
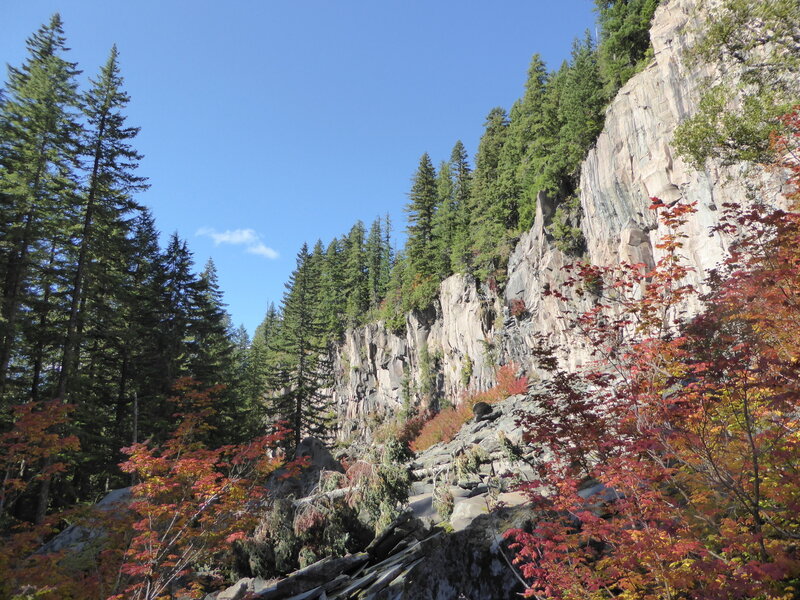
[243,302,280,409]
[365,217,385,309]
[513,54,552,229]
[0,14,82,397]
[557,33,605,187]
[318,237,345,339]
[448,141,473,273]
[57,45,146,400]
[432,160,456,278]
[596,0,659,98]
[380,213,394,296]
[270,244,332,448]
[159,233,196,387]
[405,153,438,279]
[469,108,511,281]
[343,223,368,324]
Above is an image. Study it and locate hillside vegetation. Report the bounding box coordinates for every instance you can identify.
[1,0,799,598]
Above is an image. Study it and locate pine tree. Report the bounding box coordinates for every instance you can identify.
[57,45,146,400]
[448,141,473,273]
[270,244,332,448]
[0,14,82,397]
[343,222,368,324]
[405,153,438,279]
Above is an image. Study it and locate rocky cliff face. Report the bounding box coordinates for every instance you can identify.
[333,276,502,440]
[332,0,790,439]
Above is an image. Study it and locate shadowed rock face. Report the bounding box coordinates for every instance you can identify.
[37,487,132,556]
[209,509,533,600]
[331,0,794,439]
[266,436,345,500]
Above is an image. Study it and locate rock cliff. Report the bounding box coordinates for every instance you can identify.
[332,0,791,439]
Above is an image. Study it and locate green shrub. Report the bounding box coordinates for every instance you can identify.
[461,355,473,388]
[549,196,585,255]
[432,481,454,521]
[345,460,410,533]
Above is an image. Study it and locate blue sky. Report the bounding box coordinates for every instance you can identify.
[3,1,597,335]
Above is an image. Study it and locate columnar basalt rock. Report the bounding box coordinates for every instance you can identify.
[333,0,794,438]
[332,274,500,440]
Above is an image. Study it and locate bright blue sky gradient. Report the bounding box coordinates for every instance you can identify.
[3,1,597,335]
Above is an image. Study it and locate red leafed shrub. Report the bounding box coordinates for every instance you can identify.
[510,298,527,318]
[396,409,434,447]
[108,378,300,600]
[0,399,79,519]
[410,403,473,452]
[506,109,800,600]
[411,364,528,452]
[495,364,528,396]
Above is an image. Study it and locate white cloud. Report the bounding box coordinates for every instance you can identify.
[246,243,279,259]
[196,227,278,259]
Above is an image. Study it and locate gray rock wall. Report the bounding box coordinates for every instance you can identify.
[333,0,792,439]
[333,275,501,440]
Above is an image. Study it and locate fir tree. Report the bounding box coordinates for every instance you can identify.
[318,237,345,339]
[448,141,473,273]
[343,223,368,325]
[557,33,605,187]
[469,108,510,281]
[405,153,438,279]
[0,14,82,397]
[432,160,455,278]
[365,217,385,310]
[57,45,147,400]
[596,0,659,98]
[270,244,332,448]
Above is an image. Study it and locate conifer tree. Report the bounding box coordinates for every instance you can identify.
[0,14,82,397]
[159,234,197,387]
[432,160,456,278]
[448,141,473,273]
[514,54,552,229]
[365,217,385,309]
[595,0,659,98]
[557,33,605,186]
[405,153,438,279]
[380,213,394,295]
[469,108,510,281]
[57,45,147,400]
[243,302,280,409]
[188,259,235,386]
[270,244,332,448]
[343,223,368,324]
[318,238,345,338]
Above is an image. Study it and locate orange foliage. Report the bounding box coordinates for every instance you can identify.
[0,379,299,600]
[109,378,298,600]
[411,364,528,452]
[0,399,79,518]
